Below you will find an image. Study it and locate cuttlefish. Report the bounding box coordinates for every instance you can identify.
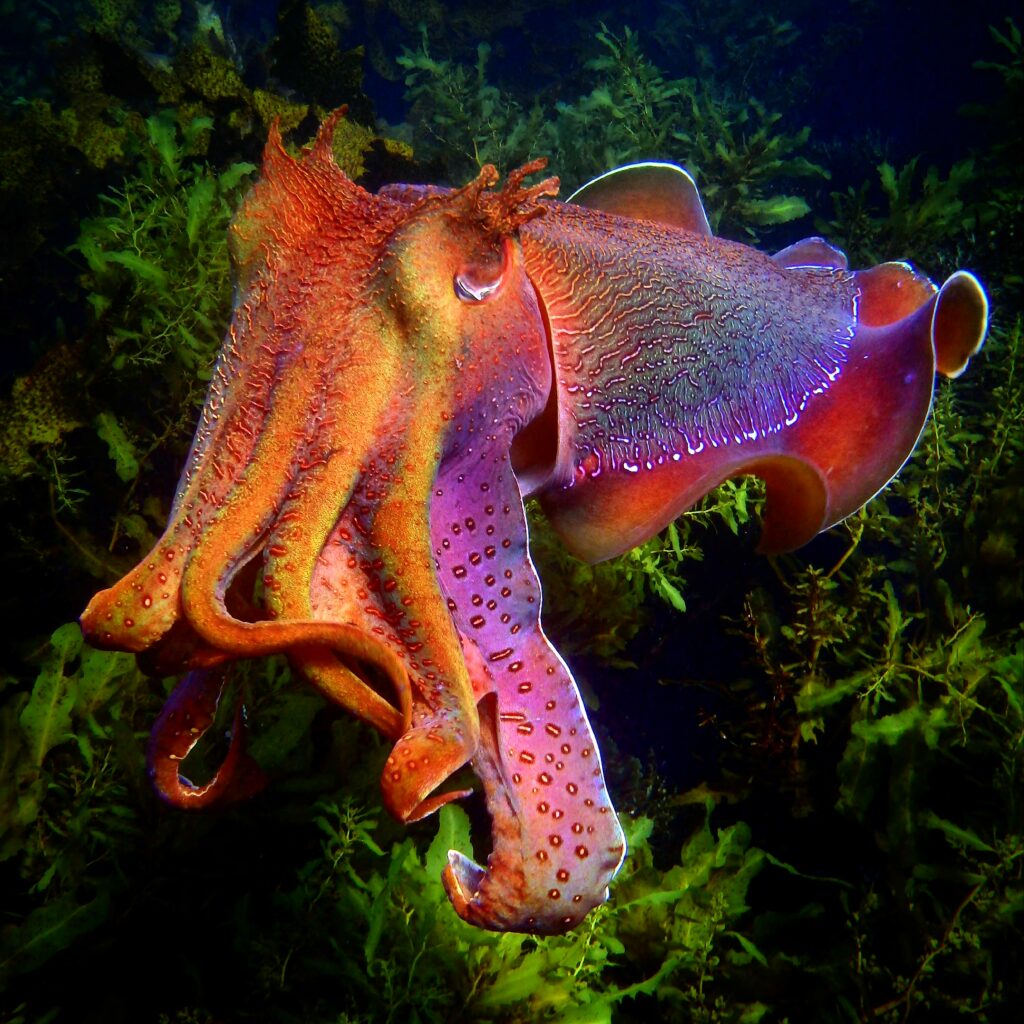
[80,112,988,934]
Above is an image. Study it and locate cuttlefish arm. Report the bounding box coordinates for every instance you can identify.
[305,164,626,930]
[81,115,412,738]
[146,667,267,808]
[83,125,626,934]
[429,450,626,933]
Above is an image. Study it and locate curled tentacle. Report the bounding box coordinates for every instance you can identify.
[147,668,266,808]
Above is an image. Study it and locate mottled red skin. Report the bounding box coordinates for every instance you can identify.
[80,114,986,936]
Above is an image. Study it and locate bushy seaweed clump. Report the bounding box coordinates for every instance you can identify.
[0,111,253,630]
[0,1,416,646]
[0,620,780,1023]
[399,22,826,240]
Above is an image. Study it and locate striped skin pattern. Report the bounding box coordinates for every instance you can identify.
[524,205,858,469]
[80,113,986,935]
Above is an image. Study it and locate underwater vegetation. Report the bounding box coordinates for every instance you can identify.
[399,22,826,239]
[1,2,1022,1022]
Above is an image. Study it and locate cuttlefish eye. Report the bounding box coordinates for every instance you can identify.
[454,273,502,302]
[453,239,509,303]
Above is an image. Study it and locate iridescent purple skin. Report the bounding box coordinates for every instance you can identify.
[80,117,987,936]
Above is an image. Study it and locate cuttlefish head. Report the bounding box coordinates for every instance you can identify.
[80,113,625,934]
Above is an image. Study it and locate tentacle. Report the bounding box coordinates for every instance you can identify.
[147,668,266,809]
[257,398,415,738]
[177,598,411,728]
[431,453,626,933]
[366,458,483,824]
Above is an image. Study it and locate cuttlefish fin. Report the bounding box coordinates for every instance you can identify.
[568,162,712,235]
[773,237,849,270]
[754,269,989,551]
[929,270,989,378]
[742,455,828,554]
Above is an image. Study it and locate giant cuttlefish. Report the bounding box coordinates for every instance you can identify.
[81,113,988,934]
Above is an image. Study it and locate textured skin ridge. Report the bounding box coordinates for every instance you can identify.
[523,202,859,471]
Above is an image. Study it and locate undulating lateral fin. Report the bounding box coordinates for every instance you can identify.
[730,273,986,548]
[773,269,990,538]
[855,261,936,326]
[744,455,828,554]
[567,162,712,235]
[773,236,849,270]
[932,270,988,378]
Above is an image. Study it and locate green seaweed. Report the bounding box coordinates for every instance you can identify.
[530,478,762,665]
[820,157,978,271]
[72,111,253,375]
[399,23,825,239]
[398,28,545,182]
